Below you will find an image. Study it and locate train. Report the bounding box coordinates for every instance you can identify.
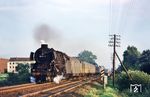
[30,43,100,83]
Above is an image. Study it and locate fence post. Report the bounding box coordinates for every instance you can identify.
[103,75,108,89]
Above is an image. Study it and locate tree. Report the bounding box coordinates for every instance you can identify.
[123,46,141,70]
[16,64,30,74]
[139,50,150,74]
[15,64,30,83]
[78,50,97,65]
[116,65,122,73]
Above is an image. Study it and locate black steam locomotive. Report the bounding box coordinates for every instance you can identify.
[30,43,100,83]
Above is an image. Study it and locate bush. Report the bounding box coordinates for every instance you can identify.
[116,70,150,91]
[120,88,150,97]
[0,73,30,87]
[0,74,8,81]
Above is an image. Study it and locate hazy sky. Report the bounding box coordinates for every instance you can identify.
[0,0,150,69]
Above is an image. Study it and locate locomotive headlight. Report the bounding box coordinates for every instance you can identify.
[32,69,35,71]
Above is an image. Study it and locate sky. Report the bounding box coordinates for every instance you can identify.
[0,0,150,69]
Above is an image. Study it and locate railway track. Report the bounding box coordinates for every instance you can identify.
[21,80,82,97]
[47,80,88,97]
[0,83,34,91]
[0,80,69,97]
[48,77,99,97]
[21,77,99,97]
[0,77,100,97]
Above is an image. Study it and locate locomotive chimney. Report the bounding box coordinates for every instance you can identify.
[30,52,34,60]
[41,44,48,48]
[40,40,48,48]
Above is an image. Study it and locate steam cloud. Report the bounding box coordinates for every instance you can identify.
[34,24,58,43]
[53,74,65,84]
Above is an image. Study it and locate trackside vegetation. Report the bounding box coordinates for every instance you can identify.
[0,64,30,87]
[115,70,150,97]
[75,82,122,97]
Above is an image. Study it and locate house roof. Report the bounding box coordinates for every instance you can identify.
[9,57,30,61]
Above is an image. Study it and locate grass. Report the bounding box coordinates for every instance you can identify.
[75,77,149,97]
[78,76,150,97]
[85,83,121,97]
[75,80,122,97]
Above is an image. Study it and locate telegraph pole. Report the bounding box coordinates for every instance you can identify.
[108,34,120,86]
[112,34,116,87]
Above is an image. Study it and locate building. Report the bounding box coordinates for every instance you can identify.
[7,57,35,73]
[0,58,8,73]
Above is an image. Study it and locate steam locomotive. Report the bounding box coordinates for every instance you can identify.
[30,43,100,83]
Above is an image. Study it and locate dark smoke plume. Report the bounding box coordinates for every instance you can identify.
[34,24,58,43]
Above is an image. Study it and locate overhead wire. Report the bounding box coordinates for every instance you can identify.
[109,0,113,35]
[115,0,122,35]
[118,0,136,35]
[108,0,113,68]
[113,0,136,67]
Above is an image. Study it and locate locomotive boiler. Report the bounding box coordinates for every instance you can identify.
[30,43,100,83]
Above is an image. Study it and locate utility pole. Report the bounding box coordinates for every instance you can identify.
[108,34,120,86]
[115,52,132,80]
